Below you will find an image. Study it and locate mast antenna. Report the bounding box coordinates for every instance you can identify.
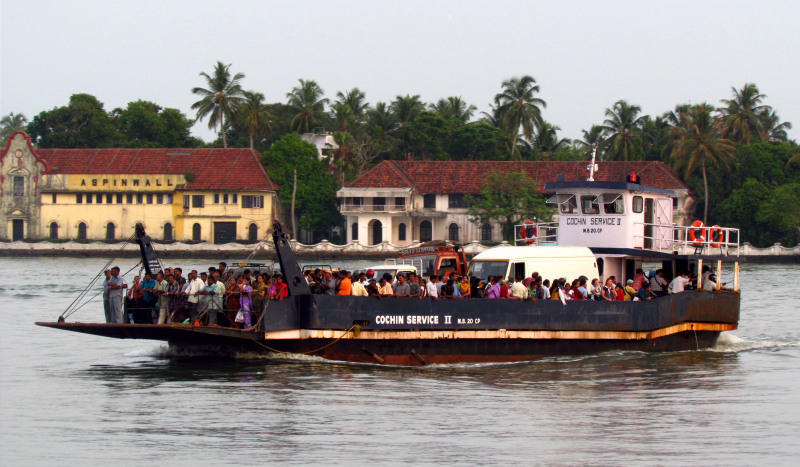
[587,143,599,181]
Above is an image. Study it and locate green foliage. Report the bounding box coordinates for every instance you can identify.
[191,61,245,148]
[449,123,510,161]
[1,112,28,140]
[27,94,115,148]
[183,169,197,182]
[466,171,555,241]
[112,101,197,148]
[261,133,341,235]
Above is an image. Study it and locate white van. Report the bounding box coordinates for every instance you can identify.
[467,246,599,282]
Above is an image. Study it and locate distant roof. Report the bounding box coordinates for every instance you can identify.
[1,134,278,191]
[346,160,688,194]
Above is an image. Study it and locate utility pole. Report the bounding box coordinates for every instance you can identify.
[291,169,298,239]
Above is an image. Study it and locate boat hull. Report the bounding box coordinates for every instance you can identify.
[36,290,739,366]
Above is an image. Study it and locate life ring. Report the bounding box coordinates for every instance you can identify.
[689,220,706,246]
[709,225,725,248]
[523,220,536,245]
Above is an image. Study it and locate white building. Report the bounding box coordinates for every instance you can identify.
[299,132,338,161]
[336,160,690,246]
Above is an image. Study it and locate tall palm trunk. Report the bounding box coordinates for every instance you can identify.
[219,111,227,148]
[249,134,254,149]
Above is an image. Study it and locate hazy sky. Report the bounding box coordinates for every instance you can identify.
[2,0,798,144]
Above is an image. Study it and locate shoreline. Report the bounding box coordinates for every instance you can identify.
[1,240,799,263]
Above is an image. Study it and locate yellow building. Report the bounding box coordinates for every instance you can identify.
[1,132,279,243]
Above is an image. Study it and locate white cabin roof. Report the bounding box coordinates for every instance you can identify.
[472,245,596,261]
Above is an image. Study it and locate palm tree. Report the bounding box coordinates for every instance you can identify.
[430,96,476,123]
[759,108,792,142]
[366,102,400,135]
[191,61,245,148]
[532,121,570,158]
[667,103,737,223]
[574,125,604,157]
[286,79,329,134]
[719,83,769,144]
[390,94,425,127]
[1,112,28,140]
[493,75,546,160]
[238,91,272,149]
[600,100,647,161]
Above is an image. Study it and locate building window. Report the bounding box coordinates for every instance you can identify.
[124,194,131,204]
[192,223,201,241]
[672,197,679,208]
[192,195,204,208]
[76,194,83,204]
[232,194,238,203]
[163,223,173,241]
[352,222,358,241]
[448,223,459,241]
[137,193,143,204]
[106,194,113,204]
[157,194,164,204]
[242,195,264,208]
[167,194,173,204]
[49,222,59,239]
[183,195,190,210]
[423,194,436,209]
[13,176,24,196]
[77,222,87,240]
[395,197,405,210]
[481,224,492,242]
[146,194,153,204]
[448,194,470,208]
[373,197,385,211]
[86,194,92,204]
[106,223,115,240]
[222,193,228,204]
[398,223,406,241]
[248,223,258,241]
[52,193,57,203]
[115,194,122,204]
[633,196,644,213]
[214,193,220,204]
[420,221,432,242]
[96,194,103,204]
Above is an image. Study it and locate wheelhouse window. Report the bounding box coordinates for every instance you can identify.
[423,194,436,209]
[594,193,624,214]
[632,196,644,213]
[242,195,264,208]
[581,196,599,215]
[547,193,577,214]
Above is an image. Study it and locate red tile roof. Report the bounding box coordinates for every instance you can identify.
[347,161,687,194]
[26,146,278,191]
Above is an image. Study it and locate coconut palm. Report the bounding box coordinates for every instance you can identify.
[286,79,329,134]
[331,88,368,132]
[532,121,570,158]
[1,112,28,140]
[719,83,769,144]
[238,91,272,149]
[759,108,792,142]
[390,94,425,127]
[430,96,477,123]
[493,75,546,160]
[574,125,605,157]
[366,102,400,135]
[600,100,647,161]
[191,61,245,148]
[667,103,737,224]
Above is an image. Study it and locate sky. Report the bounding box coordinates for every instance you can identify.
[1,0,798,144]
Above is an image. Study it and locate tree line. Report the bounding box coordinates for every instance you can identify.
[2,60,798,246]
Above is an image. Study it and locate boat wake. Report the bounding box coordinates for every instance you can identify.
[710,332,799,353]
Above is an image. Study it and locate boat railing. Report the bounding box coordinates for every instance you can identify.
[513,222,559,246]
[633,223,741,256]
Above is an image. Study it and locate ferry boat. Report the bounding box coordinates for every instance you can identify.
[37,160,741,366]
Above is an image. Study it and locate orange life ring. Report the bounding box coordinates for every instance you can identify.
[523,220,536,245]
[689,220,706,246]
[709,225,725,247]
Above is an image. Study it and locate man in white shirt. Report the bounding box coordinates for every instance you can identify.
[509,276,529,300]
[185,270,204,322]
[425,275,439,301]
[669,272,693,294]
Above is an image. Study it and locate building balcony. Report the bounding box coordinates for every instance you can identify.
[341,204,409,213]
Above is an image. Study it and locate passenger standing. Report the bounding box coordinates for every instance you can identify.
[486,277,501,299]
[107,267,126,324]
[408,275,422,298]
[669,272,693,294]
[650,270,669,297]
[510,276,529,300]
[238,277,253,329]
[426,275,439,301]
[352,275,369,296]
[632,269,647,291]
[154,272,169,324]
[338,270,353,296]
[102,270,112,323]
[393,274,411,297]
[185,270,204,322]
[139,272,156,324]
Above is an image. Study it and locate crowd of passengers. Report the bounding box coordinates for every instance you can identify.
[102,262,723,329]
